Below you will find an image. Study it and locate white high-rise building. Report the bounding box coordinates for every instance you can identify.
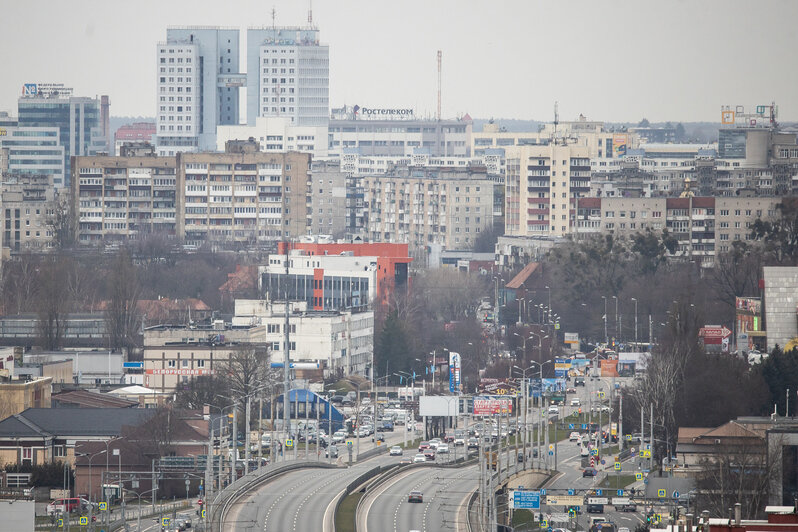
[247,27,329,127]
[156,28,244,155]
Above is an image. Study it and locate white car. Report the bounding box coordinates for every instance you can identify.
[570,398,581,407]
[437,444,449,454]
[569,431,581,442]
[389,445,403,456]
[413,453,427,463]
[548,405,559,414]
[454,437,465,446]
[332,431,347,443]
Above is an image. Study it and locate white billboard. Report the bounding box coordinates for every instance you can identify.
[419,396,460,417]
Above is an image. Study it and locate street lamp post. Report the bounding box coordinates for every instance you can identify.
[81,449,106,530]
[631,298,638,349]
[517,298,525,326]
[612,295,619,344]
[601,296,608,346]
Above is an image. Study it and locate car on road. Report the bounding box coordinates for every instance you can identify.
[423,449,436,461]
[566,387,577,394]
[389,445,403,456]
[436,443,449,454]
[620,503,637,512]
[454,436,465,446]
[47,498,83,516]
[569,431,581,442]
[408,491,424,503]
[399,457,412,465]
[586,503,604,513]
[582,467,597,477]
[467,437,479,450]
[372,433,385,443]
[325,445,339,458]
[332,430,347,443]
[570,398,581,407]
[413,453,426,463]
[548,405,559,414]
[575,376,585,386]
[418,441,430,452]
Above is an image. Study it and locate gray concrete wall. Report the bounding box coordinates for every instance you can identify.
[764,267,798,351]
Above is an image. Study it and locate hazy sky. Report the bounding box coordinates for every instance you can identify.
[2,0,797,123]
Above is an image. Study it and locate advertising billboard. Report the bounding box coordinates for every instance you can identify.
[449,351,461,393]
[554,358,572,377]
[600,359,619,377]
[613,133,628,158]
[473,396,513,415]
[478,378,519,396]
[564,332,579,345]
[419,396,460,417]
[529,378,567,398]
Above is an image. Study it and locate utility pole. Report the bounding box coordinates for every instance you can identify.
[244,394,251,475]
[649,403,654,471]
[283,241,292,462]
[649,314,653,350]
[632,298,638,349]
[602,296,608,345]
[619,392,623,450]
[231,407,237,485]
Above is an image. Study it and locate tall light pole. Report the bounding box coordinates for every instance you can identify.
[545,286,551,324]
[612,295,619,345]
[631,298,638,349]
[601,296,608,346]
[517,297,525,325]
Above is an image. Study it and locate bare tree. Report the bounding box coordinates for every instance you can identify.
[36,259,70,350]
[46,193,77,250]
[694,434,779,519]
[105,250,141,350]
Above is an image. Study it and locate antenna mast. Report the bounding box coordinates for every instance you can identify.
[271,6,276,32]
[437,50,442,121]
[553,101,559,141]
[308,0,313,28]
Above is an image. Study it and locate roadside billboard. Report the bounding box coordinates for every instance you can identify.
[600,359,618,377]
[478,378,519,396]
[473,395,513,415]
[554,358,572,377]
[613,133,628,158]
[529,378,566,398]
[419,396,460,417]
[448,351,461,393]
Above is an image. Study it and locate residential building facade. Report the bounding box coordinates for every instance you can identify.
[72,155,177,244]
[362,165,495,255]
[2,173,60,253]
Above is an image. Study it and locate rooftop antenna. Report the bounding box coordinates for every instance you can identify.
[271,6,277,32]
[437,50,442,121]
[308,0,313,28]
[553,101,559,141]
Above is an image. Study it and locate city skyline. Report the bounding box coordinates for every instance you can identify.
[2,0,798,124]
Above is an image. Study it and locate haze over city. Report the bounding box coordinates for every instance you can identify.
[2,0,798,122]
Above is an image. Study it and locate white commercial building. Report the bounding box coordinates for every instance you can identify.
[216,116,328,158]
[247,27,329,127]
[234,300,373,378]
[156,27,243,155]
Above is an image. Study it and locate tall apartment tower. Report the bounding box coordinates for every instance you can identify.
[156,28,244,155]
[246,27,329,127]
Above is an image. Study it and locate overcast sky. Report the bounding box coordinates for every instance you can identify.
[2,0,796,123]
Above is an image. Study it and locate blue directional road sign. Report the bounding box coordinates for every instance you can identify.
[568,489,575,496]
[617,489,624,496]
[513,490,541,509]
[569,424,574,430]
[540,489,546,496]
[673,490,680,499]
[581,424,588,430]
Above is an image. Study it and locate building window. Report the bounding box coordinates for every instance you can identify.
[168,360,176,368]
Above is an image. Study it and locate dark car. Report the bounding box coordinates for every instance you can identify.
[408,491,423,503]
[330,395,344,404]
[582,467,597,477]
[586,503,604,514]
[575,376,585,386]
[620,503,637,512]
[467,438,479,450]
[423,449,436,461]
[377,422,393,432]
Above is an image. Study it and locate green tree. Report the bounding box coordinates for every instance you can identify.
[750,199,798,264]
[675,122,687,142]
[758,347,798,415]
[631,229,677,274]
[375,309,411,377]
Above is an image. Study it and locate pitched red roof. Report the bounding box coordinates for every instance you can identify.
[219,265,257,294]
[506,262,539,289]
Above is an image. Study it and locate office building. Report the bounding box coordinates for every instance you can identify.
[176,148,311,247]
[17,86,107,186]
[307,159,348,237]
[156,28,244,155]
[329,108,471,157]
[233,300,373,378]
[114,122,156,155]
[72,155,177,244]
[216,116,328,158]
[0,125,65,186]
[247,27,329,127]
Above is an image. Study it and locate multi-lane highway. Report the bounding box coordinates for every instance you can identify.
[360,464,480,532]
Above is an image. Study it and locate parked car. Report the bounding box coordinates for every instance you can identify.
[389,445,403,456]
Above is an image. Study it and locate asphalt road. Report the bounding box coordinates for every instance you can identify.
[362,464,480,532]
